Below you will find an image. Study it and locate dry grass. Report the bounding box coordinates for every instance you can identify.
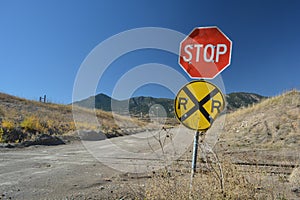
[221,90,300,149]
[142,158,294,199]
[128,90,300,199]
[227,89,299,120]
[0,92,153,143]
[289,167,300,186]
[132,138,299,200]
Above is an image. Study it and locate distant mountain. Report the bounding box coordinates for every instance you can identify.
[74,93,113,111]
[128,96,174,117]
[73,94,174,117]
[226,92,266,111]
[73,92,266,117]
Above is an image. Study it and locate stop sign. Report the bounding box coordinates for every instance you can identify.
[179,27,232,79]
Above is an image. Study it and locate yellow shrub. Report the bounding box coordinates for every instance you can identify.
[1,120,14,131]
[68,121,76,130]
[21,116,44,133]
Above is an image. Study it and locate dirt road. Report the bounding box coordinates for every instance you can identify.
[0,128,194,199]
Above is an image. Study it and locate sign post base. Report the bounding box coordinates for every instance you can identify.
[191,130,200,177]
[190,130,201,197]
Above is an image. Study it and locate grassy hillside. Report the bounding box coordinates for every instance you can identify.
[221,89,300,149]
[0,93,148,143]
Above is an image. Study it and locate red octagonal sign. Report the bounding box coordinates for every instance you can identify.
[179,26,232,79]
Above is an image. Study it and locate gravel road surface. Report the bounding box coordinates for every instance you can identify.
[0,127,194,199]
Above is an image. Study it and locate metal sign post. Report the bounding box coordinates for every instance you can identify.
[174,80,225,195]
[189,130,200,197]
[191,130,200,177]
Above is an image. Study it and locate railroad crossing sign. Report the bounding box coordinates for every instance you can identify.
[179,26,232,79]
[174,80,225,131]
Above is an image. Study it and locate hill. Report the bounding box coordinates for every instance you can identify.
[0,93,148,144]
[107,90,299,199]
[219,90,300,149]
[73,93,113,111]
[73,92,266,117]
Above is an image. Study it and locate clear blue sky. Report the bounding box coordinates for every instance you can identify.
[0,0,299,103]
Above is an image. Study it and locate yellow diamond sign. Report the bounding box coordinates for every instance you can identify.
[174,80,225,131]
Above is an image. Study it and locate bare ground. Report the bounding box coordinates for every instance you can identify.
[1,131,300,199]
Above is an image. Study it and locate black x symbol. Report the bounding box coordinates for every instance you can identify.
[178,86,219,124]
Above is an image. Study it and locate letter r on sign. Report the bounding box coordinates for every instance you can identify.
[178,97,188,110]
[211,99,221,113]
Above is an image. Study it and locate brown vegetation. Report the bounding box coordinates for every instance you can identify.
[0,93,152,143]
[221,90,300,149]
[139,90,300,199]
